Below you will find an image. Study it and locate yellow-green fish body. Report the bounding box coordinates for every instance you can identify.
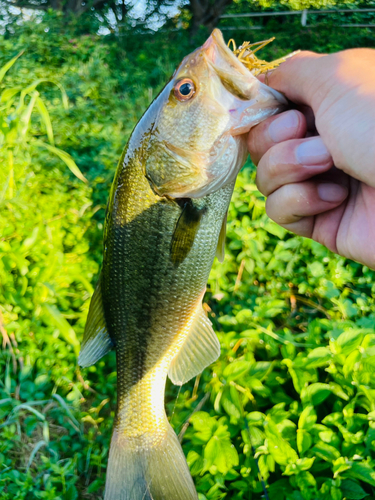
[79,29,286,500]
[104,149,234,499]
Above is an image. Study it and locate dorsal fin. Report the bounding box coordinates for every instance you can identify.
[168,307,220,386]
[216,211,227,263]
[78,278,113,368]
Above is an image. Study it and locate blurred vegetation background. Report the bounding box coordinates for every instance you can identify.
[1,0,375,499]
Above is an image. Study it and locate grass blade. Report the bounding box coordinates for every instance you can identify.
[0,87,21,103]
[52,393,81,432]
[13,403,46,421]
[34,140,87,183]
[27,440,46,470]
[36,96,54,145]
[19,91,38,139]
[42,304,81,355]
[0,51,23,84]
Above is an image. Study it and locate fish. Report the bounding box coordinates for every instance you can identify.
[78,28,287,500]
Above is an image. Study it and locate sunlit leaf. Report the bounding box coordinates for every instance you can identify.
[34,140,87,183]
[0,50,23,83]
[42,304,80,355]
[36,96,54,145]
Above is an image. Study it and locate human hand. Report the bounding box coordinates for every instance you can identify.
[247,49,375,269]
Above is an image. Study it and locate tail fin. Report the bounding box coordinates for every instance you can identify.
[104,424,198,500]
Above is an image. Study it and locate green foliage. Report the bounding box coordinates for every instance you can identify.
[1,14,375,500]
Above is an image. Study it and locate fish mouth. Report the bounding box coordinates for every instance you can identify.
[202,29,287,135]
[202,29,255,79]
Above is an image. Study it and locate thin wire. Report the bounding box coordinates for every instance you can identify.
[169,384,182,426]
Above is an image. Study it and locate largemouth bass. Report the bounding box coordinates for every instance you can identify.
[79,29,287,500]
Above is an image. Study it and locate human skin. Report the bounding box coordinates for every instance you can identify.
[247,49,375,269]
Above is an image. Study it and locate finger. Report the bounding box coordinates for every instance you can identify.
[248,109,306,165]
[256,136,333,197]
[266,180,348,236]
[265,51,328,109]
[268,49,375,112]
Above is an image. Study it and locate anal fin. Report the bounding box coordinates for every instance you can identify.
[168,306,220,386]
[78,277,113,368]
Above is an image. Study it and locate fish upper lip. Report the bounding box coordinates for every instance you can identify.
[203,28,288,107]
[203,29,252,77]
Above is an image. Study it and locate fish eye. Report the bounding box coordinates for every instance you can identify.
[174,78,196,101]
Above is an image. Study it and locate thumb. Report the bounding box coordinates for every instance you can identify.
[265,51,330,111]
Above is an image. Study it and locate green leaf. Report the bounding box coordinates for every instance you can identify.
[344,461,375,487]
[246,411,265,426]
[20,226,40,252]
[264,220,287,239]
[0,87,21,103]
[34,140,87,183]
[283,457,315,476]
[187,450,204,476]
[65,484,78,500]
[204,434,239,474]
[36,96,54,145]
[190,412,215,443]
[341,479,368,500]
[302,383,332,406]
[223,360,252,381]
[308,261,325,277]
[297,429,312,455]
[343,350,361,377]
[19,90,39,139]
[42,304,80,355]
[298,406,317,431]
[305,347,331,368]
[311,441,341,462]
[334,330,363,356]
[328,382,349,401]
[264,419,298,466]
[52,394,80,432]
[221,388,241,423]
[27,440,46,470]
[0,51,23,83]
[333,457,352,477]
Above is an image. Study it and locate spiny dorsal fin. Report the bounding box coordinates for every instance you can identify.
[78,278,113,368]
[168,307,220,385]
[216,211,227,263]
[170,200,206,266]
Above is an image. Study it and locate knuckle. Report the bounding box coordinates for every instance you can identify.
[266,147,283,180]
[256,156,272,195]
[255,171,266,195]
[247,129,259,158]
[265,196,284,224]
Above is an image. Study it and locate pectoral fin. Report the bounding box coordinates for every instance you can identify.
[168,307,220,385]
[78,278,113,368]
[170,200,206,266]
[216,211,227,263]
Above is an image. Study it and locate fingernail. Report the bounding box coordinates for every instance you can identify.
[318,183,348,202]
[296,137,331,165]
[268,110,300,143]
